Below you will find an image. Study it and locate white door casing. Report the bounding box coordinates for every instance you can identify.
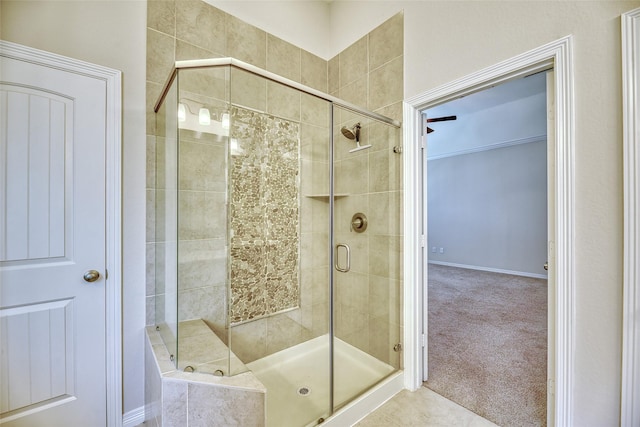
[545,69,557,427]
[403,35,575,426]
[0,41,122,426]
[420,117,428,383]
[622,7,640,427]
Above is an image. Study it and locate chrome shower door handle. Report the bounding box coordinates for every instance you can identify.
[335,243,351,273]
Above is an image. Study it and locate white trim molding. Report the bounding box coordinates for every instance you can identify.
[426,134,546,160]
[402,99,424,391]
[622,7,640,427]
[122,406,146,427]
[403,35,575,426]
[0,41,123,426]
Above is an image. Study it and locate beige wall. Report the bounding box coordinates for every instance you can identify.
[206,0,332,58]
[328,1,639,425]
[1,0,148,415]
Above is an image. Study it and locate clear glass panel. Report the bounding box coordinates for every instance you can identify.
[155,74,179,363]
[332,105,402,410]
[228,66,332,426]
[154,61,402,425]
[175,66,231,375]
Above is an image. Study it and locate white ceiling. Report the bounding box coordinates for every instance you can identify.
[427,71,547,117]
[425,72,548,159]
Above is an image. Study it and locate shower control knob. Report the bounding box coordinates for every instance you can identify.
[351,212,368,233]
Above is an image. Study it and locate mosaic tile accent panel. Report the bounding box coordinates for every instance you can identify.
[230,106,300,324]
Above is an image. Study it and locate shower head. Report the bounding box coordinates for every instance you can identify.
[341,122,372,152]
[341,123,361,141]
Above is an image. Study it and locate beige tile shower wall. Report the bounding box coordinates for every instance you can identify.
[299,94,331,346]
[146,0,329,361]
[329,12,404,368]
[177,125,228,339]
[229,96,331,366]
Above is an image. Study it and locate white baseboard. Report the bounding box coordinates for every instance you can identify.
[428,260,548,280]
[122,406,146,427]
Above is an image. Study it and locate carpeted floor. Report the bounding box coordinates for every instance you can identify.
[424,264,547,427]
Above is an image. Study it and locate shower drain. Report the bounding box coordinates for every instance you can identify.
[297,386,311,396]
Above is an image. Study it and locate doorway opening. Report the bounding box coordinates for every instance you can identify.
[423,72,549,426]
[403,36,576,427]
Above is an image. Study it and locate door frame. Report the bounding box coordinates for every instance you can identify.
[622,7,640,427]
[0,41,123,426]
[402,35,575,426]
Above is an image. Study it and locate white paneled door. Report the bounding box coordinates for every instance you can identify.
[0,49,110,425]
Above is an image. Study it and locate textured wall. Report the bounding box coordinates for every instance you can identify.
[229,106,301,324]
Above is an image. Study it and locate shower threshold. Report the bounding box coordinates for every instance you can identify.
[247,335,396,427]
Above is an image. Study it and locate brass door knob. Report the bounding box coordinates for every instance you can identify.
[83,270,101,282]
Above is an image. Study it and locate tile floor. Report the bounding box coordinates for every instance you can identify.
[137,386,497,426]
[355,386,498,426]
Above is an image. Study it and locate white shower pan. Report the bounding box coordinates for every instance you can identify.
[247,335,401,427]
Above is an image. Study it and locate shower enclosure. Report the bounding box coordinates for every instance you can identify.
[154,58,402,426]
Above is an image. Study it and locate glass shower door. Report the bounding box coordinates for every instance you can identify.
[332,106,402,409]
[226,66,334,427]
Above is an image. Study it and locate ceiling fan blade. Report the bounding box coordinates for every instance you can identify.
[426,115,457,123]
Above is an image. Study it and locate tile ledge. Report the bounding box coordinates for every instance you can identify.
[145,324,266,393]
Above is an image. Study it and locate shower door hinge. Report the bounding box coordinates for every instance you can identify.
[420,234,426,248]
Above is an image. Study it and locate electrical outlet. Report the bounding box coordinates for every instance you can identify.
[431,246,437,253]
[439,247,444,254]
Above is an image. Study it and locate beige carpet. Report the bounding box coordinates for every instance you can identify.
[424,264,547,427]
